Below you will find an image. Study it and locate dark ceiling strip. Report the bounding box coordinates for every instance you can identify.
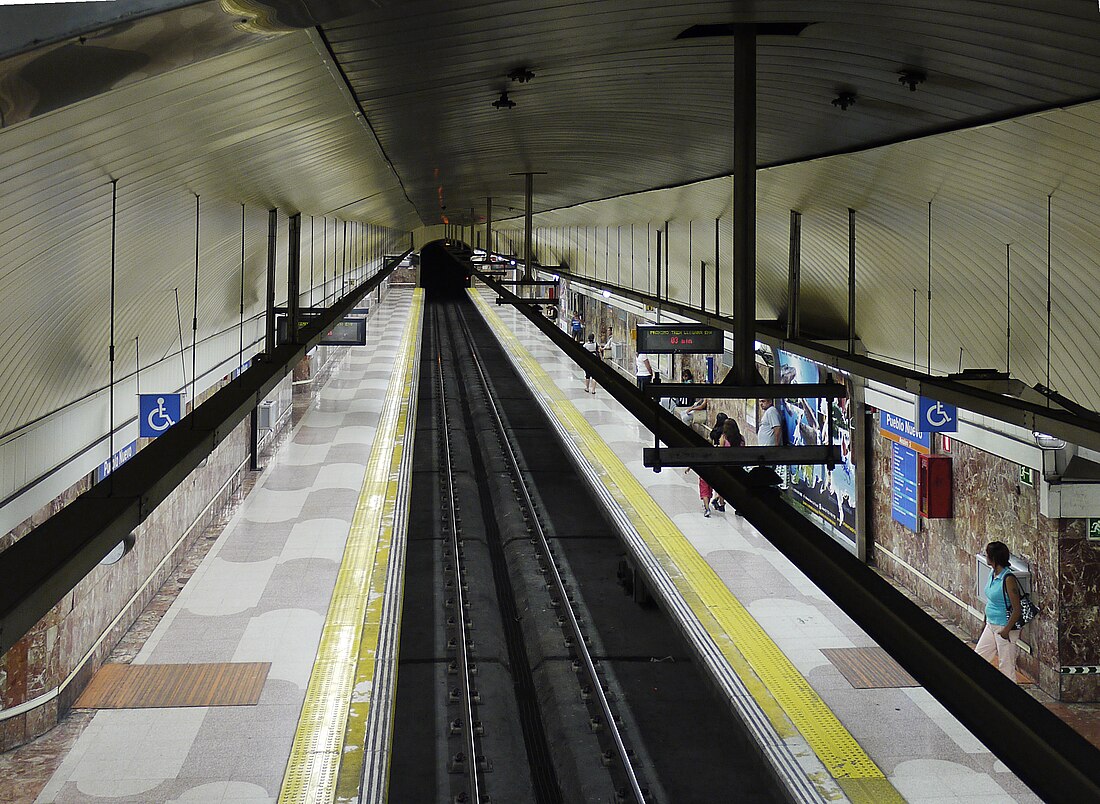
[474,266,1100,803]
[559,270,1100,451]
[0,252,409,656]
[310,25,419,220]
[491,89,1100,221]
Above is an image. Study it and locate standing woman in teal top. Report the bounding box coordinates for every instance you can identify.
[975,541,1024,681]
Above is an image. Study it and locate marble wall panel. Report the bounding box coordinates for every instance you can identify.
[0,412,262,749]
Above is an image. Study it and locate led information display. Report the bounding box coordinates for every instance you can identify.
[320,317,367,346]
[635,325,723,354]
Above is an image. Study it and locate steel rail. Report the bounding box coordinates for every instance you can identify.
[434,308,483,803]
[470,267,1100,804]
[455,307,647,804]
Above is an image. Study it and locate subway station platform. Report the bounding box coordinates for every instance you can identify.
[13,289,419,804]
[5,284,1043,803]
[469,285,1041,804]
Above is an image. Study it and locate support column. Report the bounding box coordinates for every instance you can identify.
[848,207,857,354]
[288,213,301,343]
[523,173,534,280]
[264,208,277,355]
[732,26,757,385]
[787,210,802,340]
[486,196,493,258]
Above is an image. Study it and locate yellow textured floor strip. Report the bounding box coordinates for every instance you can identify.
[279,290,423,804]
[471,289,904,804]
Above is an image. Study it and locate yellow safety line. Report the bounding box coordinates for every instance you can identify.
[279,290,423,804]
[471,289,904,804]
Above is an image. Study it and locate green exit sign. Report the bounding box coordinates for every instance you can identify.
[1019,466,1034,487]
[1089,519,1100,542]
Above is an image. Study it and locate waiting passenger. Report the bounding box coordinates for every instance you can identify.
[677,369,707,426]
[635,352,654,390]
[582,334,600,394]
[975,540,1024,682]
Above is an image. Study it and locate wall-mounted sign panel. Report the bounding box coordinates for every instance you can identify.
[140,394,182,438]
[917,396,958,433]
[320,317,367,346]
[879,410,931,454]
[891,442,920,531]
[96,439,138,482]
[636,325,723,354]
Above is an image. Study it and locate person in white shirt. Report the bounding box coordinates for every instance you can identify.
[635,352,654,390]
[758,398,783,446]
[582,334,600,394]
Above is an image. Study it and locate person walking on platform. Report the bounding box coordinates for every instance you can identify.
[758,398,782,446]
[582,334,600,394]
[713,418,744,514]
[635,352,654,390]
[975,540,1024,681]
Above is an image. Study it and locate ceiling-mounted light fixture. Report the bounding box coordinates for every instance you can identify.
[508,67,535,83]
[492,91,517,109]
[831,91,857,111]
[1032,431,1068,450]
[898,69,927,92]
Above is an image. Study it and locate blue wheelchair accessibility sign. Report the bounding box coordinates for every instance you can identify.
[917,396,957,433]
[140,393,183,438]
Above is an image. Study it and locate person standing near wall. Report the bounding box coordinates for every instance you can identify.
[758,398,783,446]
[975,540,1024,681]
[582,334,600,394]
[635,352,654,390]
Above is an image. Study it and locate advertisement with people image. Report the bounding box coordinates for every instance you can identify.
[775,350,857,541]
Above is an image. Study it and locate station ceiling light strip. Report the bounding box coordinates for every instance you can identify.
[471,288,903,804]
[279,290,423,804]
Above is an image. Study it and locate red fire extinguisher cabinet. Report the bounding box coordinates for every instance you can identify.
[919,453,953,519]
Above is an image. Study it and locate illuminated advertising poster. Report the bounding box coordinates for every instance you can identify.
[775,351,857,541]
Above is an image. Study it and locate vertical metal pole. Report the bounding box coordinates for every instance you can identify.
[288,213,301,343]
[341,220,348,298]
[664,220,670,301]
[787,210,801,340]
[322,218,328,306]
[309,216,314,308]
[714,217,721,316]
[250,406,260,471]
[239,204,246,370]
[191,194,200,411]
[848,208,857,354]
[108,179,118,488]
[733,25,757,385]
[523,174,534,280]
[656,228,662,304]
[700,260,706,311]
[1006,243,1012,375]
[134,336,140,396]
[927,200,932,373]
[264,209,277,356]
[485,196,493,260]
[688,219,693,305]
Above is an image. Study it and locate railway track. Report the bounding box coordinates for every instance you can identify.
[389,297,780,803]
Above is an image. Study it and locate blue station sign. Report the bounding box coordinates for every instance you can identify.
[140,393,183,438]
[878,410,931,453]
[917,396,958,433]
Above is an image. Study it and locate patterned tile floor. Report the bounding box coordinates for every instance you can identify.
[484,293,1045,804]
[0,290,414,804]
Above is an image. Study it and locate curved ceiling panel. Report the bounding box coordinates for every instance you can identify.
[502,100,1100,412]
[323,1,1100,224]
[0,14,418,437]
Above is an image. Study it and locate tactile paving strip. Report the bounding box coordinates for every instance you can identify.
[471,289,904,804]
[278,290,423,804]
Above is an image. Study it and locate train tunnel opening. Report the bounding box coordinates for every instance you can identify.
[419,239,473,299]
